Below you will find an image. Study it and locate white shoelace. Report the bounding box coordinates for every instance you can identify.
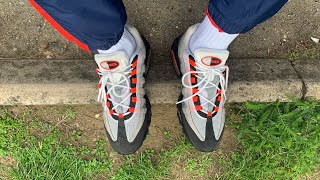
[97,64,133,115]
[177,62,229,111]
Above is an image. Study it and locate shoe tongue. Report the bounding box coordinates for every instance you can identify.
[94,51,129,83]
[94,51,131,113]
[194,49,229,68]
[193,49,229,112]
[94,51,129,72]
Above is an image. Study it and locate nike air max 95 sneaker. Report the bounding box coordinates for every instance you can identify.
[171,24,229,151]
[95,25,151,155]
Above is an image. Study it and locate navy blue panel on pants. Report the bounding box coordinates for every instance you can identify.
[208,0,288,34]
[32,0,127,51]
[30,0,287,51]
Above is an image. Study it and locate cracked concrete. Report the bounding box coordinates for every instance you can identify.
[291,60,320,100]
[289,60,308,100]
[227,59,303,102]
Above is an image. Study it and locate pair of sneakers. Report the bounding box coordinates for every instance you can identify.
[95,24,229,154]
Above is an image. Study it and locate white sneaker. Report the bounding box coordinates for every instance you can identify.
[171,24,229,151]
[95,25,151,154]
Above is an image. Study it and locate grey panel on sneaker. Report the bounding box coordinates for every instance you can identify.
[94,25,152,154]
[171,24,229,151]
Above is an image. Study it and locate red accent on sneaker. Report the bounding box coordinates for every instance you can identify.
[192,88,199,94]
[131,88,137,93]
[129,108,135,113]
[132,60,138,69]
[214,106,219,112]
[119,113,124,118]
[189,59,196,67]
[208,112,213,117]
[195,105,202,111]
[132,78,137,84]
[193,96,198,102]
[100,60,120,70]
[131,69,137,76]
[171,50,181,76]
[191,77,196,83]
[201,56,222,67]
[132,97,137,103]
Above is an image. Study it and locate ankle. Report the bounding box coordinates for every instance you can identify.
[189,16,238,53]
[98,28,136,58]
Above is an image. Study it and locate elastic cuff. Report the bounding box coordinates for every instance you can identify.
[205,9,224,33]
[207,3,252,34]
[90,30,123,51]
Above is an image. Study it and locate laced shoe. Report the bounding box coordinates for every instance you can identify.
[95,25,151,154]
[171,24,229,151]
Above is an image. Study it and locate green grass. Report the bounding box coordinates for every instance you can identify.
[223,100,320,179]
[111,138,193,179]
[0,108,112,179]
[186,155,212,177]
[1,99,320,179]
[163,129,171,138]
[64,107,77,121]
[287,49,320,60]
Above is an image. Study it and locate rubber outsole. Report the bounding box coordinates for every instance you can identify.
[171,36,223,152]
[105,36,152,155]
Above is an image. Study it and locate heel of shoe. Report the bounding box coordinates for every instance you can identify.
[171,36,183,78]
[141,36,151,78]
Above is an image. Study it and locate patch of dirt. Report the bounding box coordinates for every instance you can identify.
[8,105,108,149]
[8,104,185,151]
[169,127,237,180]
[8,104,237,151]
[5,104,320,179]
[7,103,238,178]
[299,170,320,180]
[0,156,16,179]
[0,156,15,167]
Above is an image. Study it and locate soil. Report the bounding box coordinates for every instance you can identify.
[0,0,319,60]
[7,103,238,179]
[5,104,320,179]
[0,156,15,179]
[7,104,237,153]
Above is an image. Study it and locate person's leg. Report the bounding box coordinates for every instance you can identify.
[29,0,151,155]
[207,0,288,34]
[172,0,288,152]
[190,0,288,52]
[29,0,127,52]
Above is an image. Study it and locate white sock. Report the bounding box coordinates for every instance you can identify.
[189,15,239,53]
[98,28,136,57]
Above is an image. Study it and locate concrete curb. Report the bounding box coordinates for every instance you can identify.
[0,58,318,105]
[291,60,320,100]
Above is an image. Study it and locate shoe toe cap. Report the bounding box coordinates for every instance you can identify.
[179,107,225,152]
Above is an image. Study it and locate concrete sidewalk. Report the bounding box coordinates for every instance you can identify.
[0,0,319,105]
[0,58,318,105]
